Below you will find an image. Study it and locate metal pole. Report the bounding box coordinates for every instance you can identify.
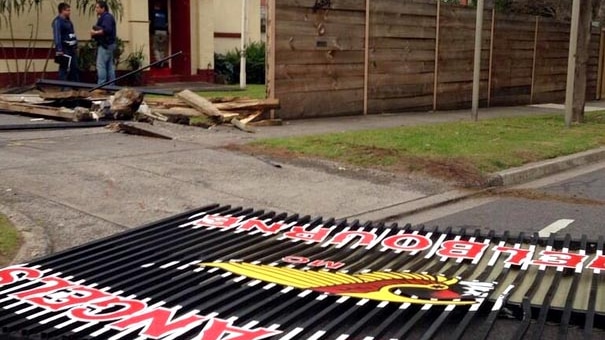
[240,0,248,89]
[565,0,581,128]
[89,51,183,92]
[471,0,485,121]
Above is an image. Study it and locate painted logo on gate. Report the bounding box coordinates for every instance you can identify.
[203,262,494,305]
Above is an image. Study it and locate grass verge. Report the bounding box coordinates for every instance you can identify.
[245,111,605,186]
[0,213,20,266]
[196,84,266,99]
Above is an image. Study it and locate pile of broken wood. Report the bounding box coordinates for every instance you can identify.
[144,89,281,133]
[0,87,281,134]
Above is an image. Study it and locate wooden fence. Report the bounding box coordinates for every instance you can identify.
[266,0,602,119]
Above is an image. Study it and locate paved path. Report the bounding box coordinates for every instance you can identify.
[1,101,603,262]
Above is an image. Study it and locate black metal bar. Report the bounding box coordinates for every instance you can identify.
[447,230,503,340]
[531,234,572,339]
[513,233,556,340]
[475,232,533,340]
[90,51,183,92]
[0,121,110,131]
[558,234,588,340]
[35,79,175,96]
[584,236,604,339]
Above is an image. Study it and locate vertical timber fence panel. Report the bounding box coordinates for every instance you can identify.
[436,6,491,110]
[533,18,571,104]
[268,0,602,119]
[490,14,535,106]
[367,0,437,114]
[272,0,366,119]
[587,27,601,100]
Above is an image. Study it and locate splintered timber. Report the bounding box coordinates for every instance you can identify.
[181,213,605,271]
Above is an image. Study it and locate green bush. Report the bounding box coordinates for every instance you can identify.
[78,40,97,72]
[214,41,265,85]
[78,37,126,72]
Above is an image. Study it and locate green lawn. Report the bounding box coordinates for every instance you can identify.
[197,84,266,99]
[0,214,20,266]
[250,112,605,185]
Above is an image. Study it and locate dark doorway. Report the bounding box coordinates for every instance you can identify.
[148,0,191,78]
[169,0,191,76]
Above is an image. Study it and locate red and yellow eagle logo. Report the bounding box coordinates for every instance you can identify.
[202,262,492,305]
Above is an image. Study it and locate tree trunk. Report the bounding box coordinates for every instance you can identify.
[571,2,594,123]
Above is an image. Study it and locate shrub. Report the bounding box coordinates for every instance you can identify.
[78,40,97,72]
[78,37,126,72]
[214,41,265,85]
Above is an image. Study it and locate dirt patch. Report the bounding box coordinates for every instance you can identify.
[398,157,487,188]
[482,188,605,206]
[228,144,488,188]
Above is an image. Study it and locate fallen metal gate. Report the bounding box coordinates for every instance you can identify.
[0,204,604,339]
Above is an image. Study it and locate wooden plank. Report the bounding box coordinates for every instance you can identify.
[240,111,263,124]
[370,37,435,50]
[488,8,495,107]
[598,30,604,100]
[106,122,173,140]
[371,12,437,28]
[249,119,283,126]
[276,75,364,93]
[372,24,436,39]
[277,0,366,11]
[371,49,436,62]
[276,89,363,119]
[433,0,440,111]
[268,0,277,120]
[231,118,256,133]
[152,107,205,117]
[175,90,222,117]
[531,16,539,104]
[371,1,437,17]
[214,99,281,111]
[364,0,370,115]
[370,83,434,99]
[275,35,365,51]
[368,95,434,113]
[0,101,76,121]
[276,6,366,25]
[38,90,98,100]
[144,97,188,108]
[370,60,435,75]
[275,50,364,65]
[370,72,434,86]
[532,91,565,104]
[276,63,364,80]
[276,21,365,38]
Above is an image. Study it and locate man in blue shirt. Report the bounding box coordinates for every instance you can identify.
[52,3,79,82]
[151,1,169,67]
[90,1,117,85]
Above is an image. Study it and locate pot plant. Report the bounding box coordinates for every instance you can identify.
[124,45,146,86]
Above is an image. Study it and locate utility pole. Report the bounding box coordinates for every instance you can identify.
[240,0,248,89]
[471,0,485,121]
[565,0,581,128]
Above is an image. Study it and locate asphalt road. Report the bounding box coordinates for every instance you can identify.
[390,163,605,340]
[403,163,605,239]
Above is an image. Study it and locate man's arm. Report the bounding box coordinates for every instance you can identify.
[91,15,114,37]
[52,18,63,54]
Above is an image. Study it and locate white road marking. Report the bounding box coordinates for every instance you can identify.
[538,219,575,237]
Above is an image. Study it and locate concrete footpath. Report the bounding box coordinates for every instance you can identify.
[1,101,604,263]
